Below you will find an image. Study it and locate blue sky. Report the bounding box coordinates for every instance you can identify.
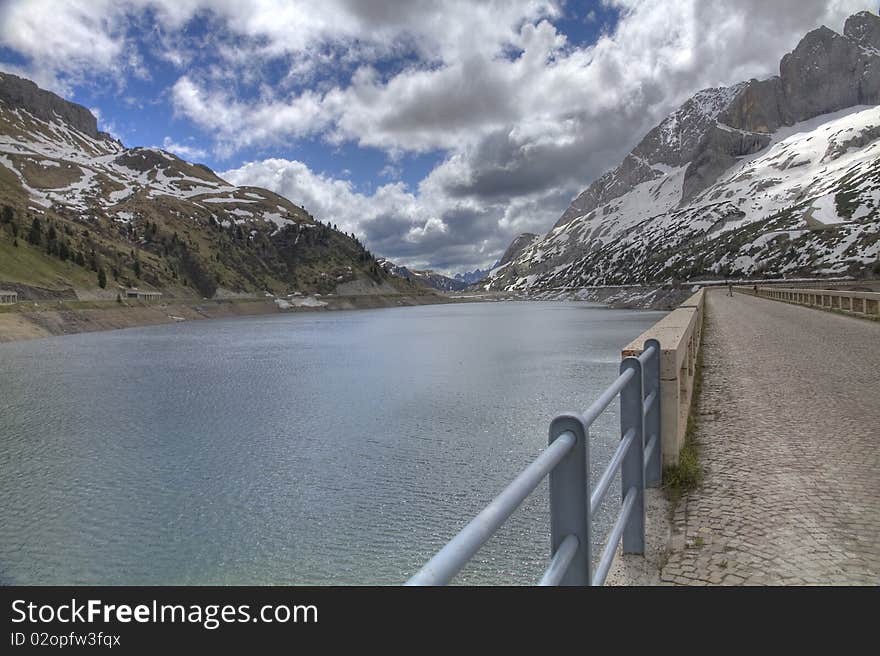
[0,1,874,274]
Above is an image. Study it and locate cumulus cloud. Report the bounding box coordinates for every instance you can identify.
[0,0,127,95]
[170,76,330,157]
[1,0,876,271]
[414,0,877,205]
[163,1,873,158]
[220,157,563,273]
[0,1,557,91]
[161,136,207,161]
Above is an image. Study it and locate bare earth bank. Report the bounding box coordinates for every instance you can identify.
[0,293,458,343]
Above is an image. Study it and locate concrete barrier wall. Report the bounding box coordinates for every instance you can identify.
[621,288,705,467]
[737,286,880,318]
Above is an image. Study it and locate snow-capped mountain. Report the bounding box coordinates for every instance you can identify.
[376,258,469,291]
[376,258,496,290]
[453,266,495,286]
[0,72,407,298]
[0,73,309,232]
[485,11,880,291]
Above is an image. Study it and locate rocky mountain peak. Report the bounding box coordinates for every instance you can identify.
[633,84,746,167]
[683,12,880,202]
[113,147,228,187]
[0,72,101,139]
[554,11,880,228]
[844,10,880,46]
[453,266,494,285]
[553,83,743,229]
[778,21,880,124]
[0,72,407,299]
[497,232,539,268]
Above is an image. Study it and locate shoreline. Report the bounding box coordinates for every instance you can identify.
[0,292,462,344]
[0,285,691,345]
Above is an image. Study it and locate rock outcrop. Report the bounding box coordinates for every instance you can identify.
[0,72,102,139]
[682,11,880,201]
[556,85,744,228]
[497,233,539,267]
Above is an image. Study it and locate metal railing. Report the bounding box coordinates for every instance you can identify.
[737,285,880,317]
[406,338,661,586]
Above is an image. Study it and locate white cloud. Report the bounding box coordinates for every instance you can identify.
[0,1,558,88]
[220,157,425,244]
[89,105,126,142]
[220,156,576,273]
[170,76,330,157]
[0,0,129,95]
[161,136,207,160]
[167,0,874,166]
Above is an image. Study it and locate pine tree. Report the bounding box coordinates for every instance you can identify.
[1,205,12,224]
[97,268,107,289]
[27,217,41,245]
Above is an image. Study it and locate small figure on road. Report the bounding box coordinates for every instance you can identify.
[727,281,733,297]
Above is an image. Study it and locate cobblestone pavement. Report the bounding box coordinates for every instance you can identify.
[661,290,880,585]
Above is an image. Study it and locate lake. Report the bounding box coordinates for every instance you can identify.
[0,301,664,585]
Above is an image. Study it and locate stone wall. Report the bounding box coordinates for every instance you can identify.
[621,289,705,466]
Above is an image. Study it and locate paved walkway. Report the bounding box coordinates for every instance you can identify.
[660,290,880,585]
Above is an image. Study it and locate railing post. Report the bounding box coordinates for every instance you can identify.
[548,414,590,585]
[620,357,645,554]
[643,339,661,488]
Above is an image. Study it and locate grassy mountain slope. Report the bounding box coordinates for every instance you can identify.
[0,72,426,301]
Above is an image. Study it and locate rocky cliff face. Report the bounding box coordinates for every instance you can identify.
[0,72,104,139]
[486,11,880,292]
[497,233,539,267]
[681,12,880,203]
[555,84,745,228]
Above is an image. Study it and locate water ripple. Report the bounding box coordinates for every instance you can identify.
[0,301,664,585]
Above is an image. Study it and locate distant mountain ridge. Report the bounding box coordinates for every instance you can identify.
[486,11,880,291]
[376,258,470,291]
[453,266,494,285]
